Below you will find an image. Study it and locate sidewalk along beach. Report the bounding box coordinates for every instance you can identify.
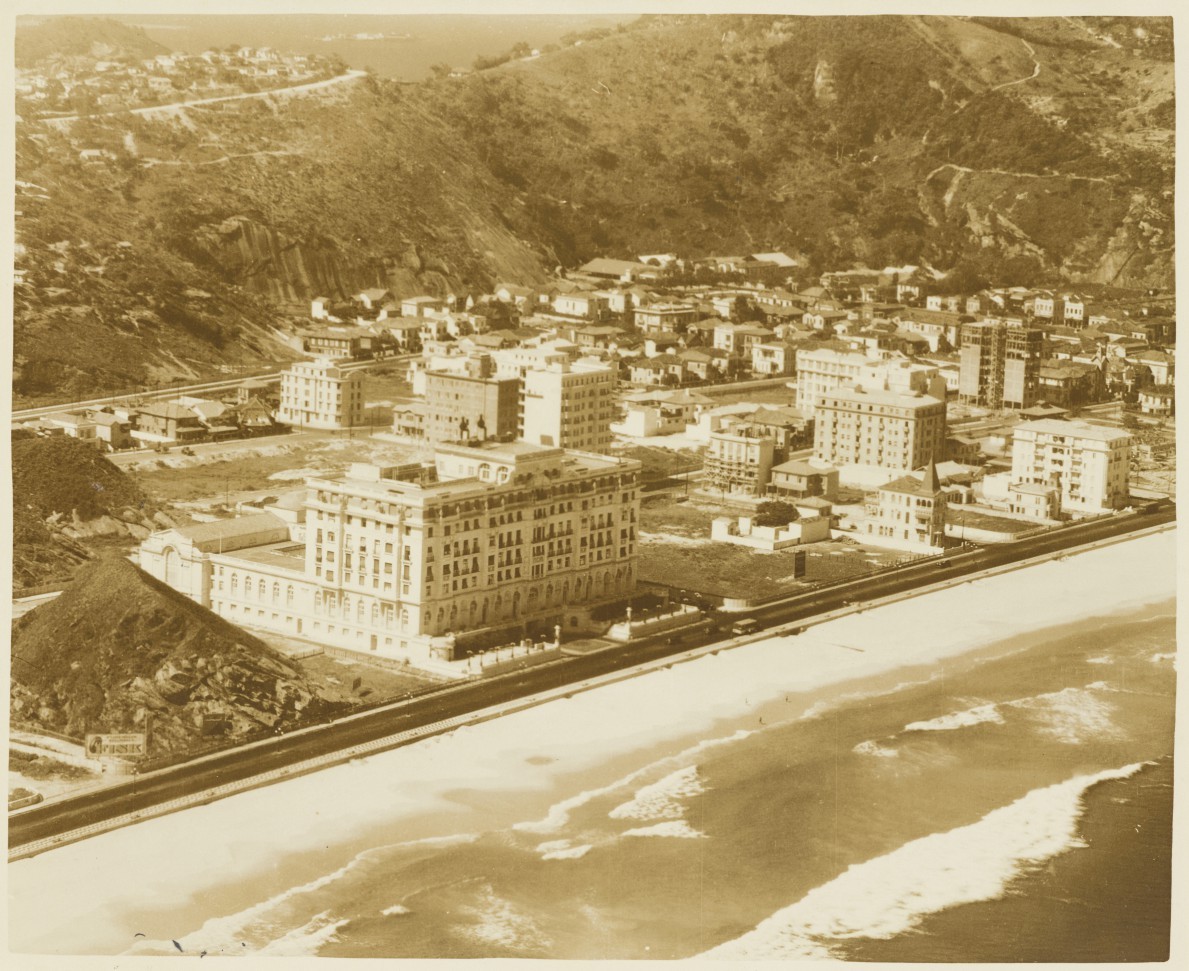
[8,528,1176,959]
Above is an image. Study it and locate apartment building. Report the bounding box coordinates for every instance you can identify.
[140,441,642,664]
[423,354,520,445]
[794,347,941,418]
[519,360,617,453]
[1010,419,1131,515]
[958,319,1043,409]
[704,427,775,497]
[813,386,947,472]
[277,358,364,430]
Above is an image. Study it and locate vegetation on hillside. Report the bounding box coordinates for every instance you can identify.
[12,14,1175,401]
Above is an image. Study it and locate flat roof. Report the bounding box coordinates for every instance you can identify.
[1014,418,1131,443]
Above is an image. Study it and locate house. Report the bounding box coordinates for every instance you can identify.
[494,284,535,307]
[612,389,712,437]
[299,326,373,360]
[767,457,839,502]
[236,397,277,433]
[355,288,392,311]
[44,412,99,444]
[713,321,774,356]
[634,302,700,334]
[644,333,682,357]
[711,511,831,551]
[133,402,207,445]
[311,296,331,320]
[552,292,610,320]
[802,309,851,332]
[86,410,133,450]
[401,295,447,318]
[629,357,679,387]
[864,463,948,553]
[751,341,796,376]
[1129,349,1175,386]
[684,318,720,344]
[572,324,625,350]
[1138,385,1175,417]
[677,347,728,381]
[576,258,658,283]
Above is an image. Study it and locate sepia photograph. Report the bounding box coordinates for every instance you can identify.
[4,0,1180,964]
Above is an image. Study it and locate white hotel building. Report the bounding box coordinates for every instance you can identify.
[140,441,642,664]
[277,358,364,430]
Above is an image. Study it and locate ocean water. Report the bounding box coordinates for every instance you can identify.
[116,605,1176,961]
[96,14,632,80]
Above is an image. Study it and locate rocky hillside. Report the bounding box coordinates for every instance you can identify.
[10,557,346,756]
[11,433,173,591]
[13,15,1173,401]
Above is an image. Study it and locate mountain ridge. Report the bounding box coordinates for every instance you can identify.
[13,14,1174,402]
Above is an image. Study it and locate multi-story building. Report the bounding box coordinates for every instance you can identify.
[751,341,796,376]
[1010,418,1131,515]
[865,463,947,552]
[423,355,520,445]
[813,385,947,473]
[519,360,616,453]
[705,427,775,497]
[958,319,1042,409]
[277,358,364,430]
[140,441,642,664]
[795,347,941,418]
[634,302,699,334]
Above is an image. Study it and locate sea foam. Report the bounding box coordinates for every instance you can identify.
[608,765,704,821]
[903,701,1005,733]
[698,762,1151,960]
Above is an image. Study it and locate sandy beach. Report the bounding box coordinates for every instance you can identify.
[7,527,1177,957]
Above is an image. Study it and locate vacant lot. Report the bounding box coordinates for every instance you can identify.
[638,535,906,601]
[131,437,419,504]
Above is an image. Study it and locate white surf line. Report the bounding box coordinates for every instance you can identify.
[9,521,1172,859]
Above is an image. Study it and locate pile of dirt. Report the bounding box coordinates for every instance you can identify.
[11,556,346,756]
[11,435,175,592]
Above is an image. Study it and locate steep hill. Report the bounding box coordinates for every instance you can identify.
[16,16,167,67]
[13,14,1173,402]
[11,557,345,755]
[11,434,172,591]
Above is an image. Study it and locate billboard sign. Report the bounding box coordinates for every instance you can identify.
[84,733,147,759]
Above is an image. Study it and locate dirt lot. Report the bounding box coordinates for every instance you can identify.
[130,436,420,504]
[637,495,907,600]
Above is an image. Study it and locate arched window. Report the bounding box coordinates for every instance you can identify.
[257,578,266,600]
[400,608,409,630]
[371,603,379,624]
[164,547,182,587]
[314,591,322,613]
[272,582,280,605]
[286,586,295,606]
[230,574,238,595]
[357,600,365,622]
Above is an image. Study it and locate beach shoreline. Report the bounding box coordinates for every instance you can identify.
[7,528,1177,956]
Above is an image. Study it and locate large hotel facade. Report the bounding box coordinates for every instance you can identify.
[140,441,642,663]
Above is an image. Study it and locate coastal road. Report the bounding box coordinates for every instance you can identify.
[8,503,1175,854]
[12,356,408,422]
[39,70,368,129]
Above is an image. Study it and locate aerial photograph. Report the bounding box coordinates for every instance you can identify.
[5,3,1179,964]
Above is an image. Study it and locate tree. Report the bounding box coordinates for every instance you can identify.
[753,501,799,527]
[429,62,452,80]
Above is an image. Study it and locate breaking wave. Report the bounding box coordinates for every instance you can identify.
[904,701,1005,733]
[512,729,748,835]
[622,821,705,839]
[609,765,704,821]
[698,762,1151,960]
